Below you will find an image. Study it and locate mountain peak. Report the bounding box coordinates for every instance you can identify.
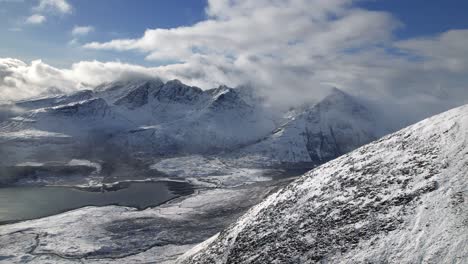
[153,80,204,103]
[166,79,183,85]
[322,87,351,102]
[316,87,370,119]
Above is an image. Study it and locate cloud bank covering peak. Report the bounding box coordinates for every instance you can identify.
[1,0,468,123]
[0,58,160,102]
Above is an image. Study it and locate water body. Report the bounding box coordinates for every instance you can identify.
[0,181,193,224]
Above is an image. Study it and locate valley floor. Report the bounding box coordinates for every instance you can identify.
[0,176,292,263]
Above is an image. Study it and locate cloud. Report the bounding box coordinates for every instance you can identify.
[19,0,72,29]
[72,25,94,36]
[0,58,163,102]
[83,0,400,99]
[82,0,468,122]
[33,0,72,14]
[395,30,468,73]
[2,0,468,126]
[25,14,46,24]
[0,58,75,102]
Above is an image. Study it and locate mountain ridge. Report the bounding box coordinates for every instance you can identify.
[1,79,387,186]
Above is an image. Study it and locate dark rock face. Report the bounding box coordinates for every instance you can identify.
[239,87,378,165]
[114,80,167,109]
[115,84,150,109]
[301,89,376,162]
[208,88,250,111]
[153,80,204,104]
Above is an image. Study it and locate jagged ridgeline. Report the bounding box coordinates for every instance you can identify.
[0,79,383,170]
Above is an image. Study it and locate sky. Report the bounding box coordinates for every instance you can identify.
[0,0,468,123]
[0,0,208,66]
[1,0,467,66]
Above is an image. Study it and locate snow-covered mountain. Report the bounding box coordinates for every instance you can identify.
[179,104,468,264]
[0,79,384,185]
[232,88,380,166]
[114,82,278,154]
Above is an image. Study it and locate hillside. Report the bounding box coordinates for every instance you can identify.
[180,104,468,263]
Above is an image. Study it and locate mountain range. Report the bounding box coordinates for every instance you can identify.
[0,79,387,185]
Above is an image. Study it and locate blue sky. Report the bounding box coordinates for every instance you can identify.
[0,0,208,66]
[1,0,467,67]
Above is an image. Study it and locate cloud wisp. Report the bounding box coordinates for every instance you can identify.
[21,0,72,27]
[0,58,162,102]
[25,14,46,24]
[72,25,94,36]
[33,0,72,15]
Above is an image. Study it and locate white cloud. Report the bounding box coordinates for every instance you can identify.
[2,0,468,125]
[20,0,72,29]
[0,58,162,102]
[25,14,46,24]
[395,30,468,73]
[82,0,468,118]
[33,0,72,14]
[72,25,94,36]
[83,0,400,100]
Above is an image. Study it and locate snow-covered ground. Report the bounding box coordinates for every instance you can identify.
[151,155,275,187]
[180,104,468,263]
[0,181,285,263]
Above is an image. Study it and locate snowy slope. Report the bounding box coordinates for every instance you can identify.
[0,182,279,263]
[0,96,135,168]
[180,104,468,264]
[111,83,277,155]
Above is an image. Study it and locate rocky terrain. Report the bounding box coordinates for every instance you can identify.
[180,104,468,263]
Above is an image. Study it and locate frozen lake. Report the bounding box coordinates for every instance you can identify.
[0,181,193,224]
